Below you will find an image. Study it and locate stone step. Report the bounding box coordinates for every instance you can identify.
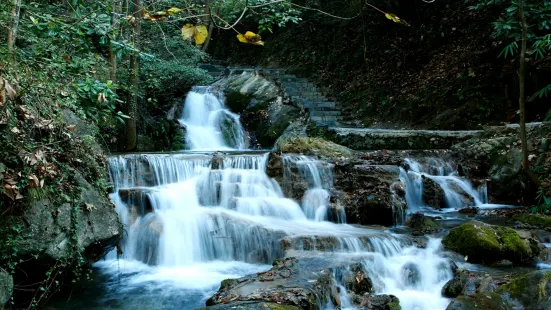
[309,110,341,116]
[328,128,484,150]
[311,115,338,122]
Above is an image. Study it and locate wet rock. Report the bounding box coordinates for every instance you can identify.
[406,213,440,235]
[446,292,508,310]
[451,123,551,204]
[0,269,13,306]
[442,221,533,264]
[359,294,402,310]
[497,270,551,310]
[422,176,446,209]
[118,188,154,224]
[198,301,301,310]
[206,258,317,309]
[211,151,225,170]
[458,207,478,215]
[340,263,373,295]
[513,214,551,231]
[442,269,497,298]
[538,248,551,265]
[333,164,405,226]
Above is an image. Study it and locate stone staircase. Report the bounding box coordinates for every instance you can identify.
[200,64,346,127]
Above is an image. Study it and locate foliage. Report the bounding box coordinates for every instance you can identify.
[469,0,551,97]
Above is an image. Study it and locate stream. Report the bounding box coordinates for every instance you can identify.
[49,87,522,310]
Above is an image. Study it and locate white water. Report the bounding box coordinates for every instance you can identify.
[89,87,465,309]
[99,152,456,310]
[178,87,246,150]
[400,157,515,215]
[283,155,337,222]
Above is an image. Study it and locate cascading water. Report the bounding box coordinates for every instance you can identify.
[283,155,337,222]
[400,157,513,215]
[178,86,246,150]
[54,85,469,310]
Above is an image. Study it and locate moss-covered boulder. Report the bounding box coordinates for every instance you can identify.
[276,137,354,159]
[407,213,440,235]
[442,221,532,264]
[497,270,551,310]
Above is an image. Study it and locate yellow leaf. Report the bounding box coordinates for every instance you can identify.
[236,31,264,46]
[237,33,249,44]
[194,25,208,45]
[384,13,410,26]
[167,7,183,15]
[154,11,168,16]
[182,24,195,40]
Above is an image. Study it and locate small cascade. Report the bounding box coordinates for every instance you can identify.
[400,158,511,215]
[178,86,246,150]
[283,155,338,222]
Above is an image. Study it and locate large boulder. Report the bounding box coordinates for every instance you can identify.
[406,213,440,235]
[496,270,551,310]
[442,221,533,264]
[223,71,304,148]
[442,269,497,298]
[451,123,551,204]
[3,171,122,265]
[333,164,406,226]
[446,292,508,310]
[422,177,446,209]
[205,257,317,309]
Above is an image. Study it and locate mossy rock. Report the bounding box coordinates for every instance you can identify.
[514,214,551,230]
[497,270,551,310]
[445,292,508,310]
[442,221,532,264]
[225,91,253,113]
[276,137,354,159]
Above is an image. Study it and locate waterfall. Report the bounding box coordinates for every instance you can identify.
[82,86,460,310]
[97,151,456,309]
[283,155,336,222]
[178,87,246,150]
[400,158,513,215]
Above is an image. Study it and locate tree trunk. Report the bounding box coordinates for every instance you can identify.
[201,1,214,52]
[109,1,120,84]
[517,0,540,188]
[126,0,141,151]
[7,0,22,60]
[518,0,528,170]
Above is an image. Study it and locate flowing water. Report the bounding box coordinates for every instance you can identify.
[400,157,515,217]
[49,87,503,310]
[178,86,246,150]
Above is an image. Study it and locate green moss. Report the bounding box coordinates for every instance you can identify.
[225,92,253,113]
[388,299,402,310]
[497,226,531,261]
[442,221,531,264]
[498,270,551,309]
[442,221,502,262]
[220,278,236,290]
[514,214,551,229]
[277,137,354,158]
